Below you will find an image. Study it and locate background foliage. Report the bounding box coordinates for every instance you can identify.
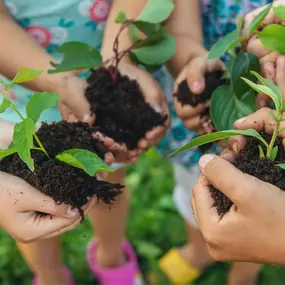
[0,149,285,284]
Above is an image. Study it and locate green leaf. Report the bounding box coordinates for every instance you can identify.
[250,71,283,111]
[169,129,263,157]
[6,68,43,90]
[270,146,278,161]
[278,163,285,170]
[208,29,240,60]
[131,35,175,66]
[0,148,17,159]
[13,118,36,171]
[26,92,61,123]
[210,86,256,131]
[258,145,265,158]
[241,77,281,111]
[273,6,285,20]
[134,21,159,36]
[128,24,141,43]
[257,24,285,54]
[48,41,102,73]
[237,16,245,33]
[0,98,11,113]
[115,11,128,23]
[137,0,174,24]
[135,27,166,48]
[247,3,272,36]
[136,240,162,259]
[56,149,114,176]
[231,53,261,97]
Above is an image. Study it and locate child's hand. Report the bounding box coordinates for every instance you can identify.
[173,55,224,132]
[0,171,97,243]
[94,63,171,163]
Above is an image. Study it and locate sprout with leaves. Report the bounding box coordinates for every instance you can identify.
[0,68,113,176]
[48,0,176,75]
[171,71,285,168]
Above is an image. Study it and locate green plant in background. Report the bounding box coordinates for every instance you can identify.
[0,68,112,176]
[171,71,285,165]
[48,0,176,75]
[208,4,285,132]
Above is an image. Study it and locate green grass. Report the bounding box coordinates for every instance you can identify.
[0,149,285,284]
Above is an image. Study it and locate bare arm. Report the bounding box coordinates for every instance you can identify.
[166,0,207,77]
[0,119,14,148]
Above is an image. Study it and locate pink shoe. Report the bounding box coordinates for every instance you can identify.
[32,267,74,285]
[87,239,144,285]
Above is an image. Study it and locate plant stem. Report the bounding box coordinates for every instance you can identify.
[266,113,282,158]
[34,134,50,159]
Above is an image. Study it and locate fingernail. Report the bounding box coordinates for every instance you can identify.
[148,103,162,113]
[235,117,246,124]
[67,207,78,218]
[192,81,201,91]
[83,113,91,122]
[199,154,215,170]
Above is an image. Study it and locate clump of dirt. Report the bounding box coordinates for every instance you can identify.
[0,121,123,218]
[210,133,285,215]
[85,67,168,150]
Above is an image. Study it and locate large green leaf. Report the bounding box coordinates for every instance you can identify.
[273,6,285,20]
[169,129,263,157]
[6,68,43,90]
[210,85,256,131]
[231,53,261,97]
[48,42,102,73]
[134,21,159,36]
[242,77,281,111]
[257,24,285,54]
[56,149,113,176]
[137,0,174,24]
[0,148,17,159]
[26,92,61,123]
[13,118,36,171]
[135,27,166,48]
[247,3,272,36]
[208,29,241,60]
[0,98,11,113]
[131,35,175,65]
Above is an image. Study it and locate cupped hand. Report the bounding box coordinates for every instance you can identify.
[192,152,285,265]
[0,171,97,243]
[173,55,224,132]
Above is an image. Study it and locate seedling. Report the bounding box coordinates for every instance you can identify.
[48,0,176,75]
[198,4,285,132]
[0,68,112,176]
[171,71,285,166]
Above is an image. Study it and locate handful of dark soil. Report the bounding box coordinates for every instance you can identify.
[85,67,168,150]
[0,121,123,218]
[210,133,285,215]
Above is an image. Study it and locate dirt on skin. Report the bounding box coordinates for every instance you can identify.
[210,133,285,215]
[0,121,123,218]
[85,67,168,150]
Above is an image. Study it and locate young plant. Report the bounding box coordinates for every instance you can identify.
[48,0,176,75]
[170,71,285,166]
[0,68,112,176]
[207,4,285,132]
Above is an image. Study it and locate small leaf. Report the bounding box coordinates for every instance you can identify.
[273,6,285,20]
[56,149,114,176]
[115,11,128,23]
[237,16,245,33]
[48,41,102,73]
[134,21,159,36]
[241,77,281,111]
[169,129,263,157]
[258,145,265,158]
[128,24,142,43]
[137,0,174,24]
[257,24,285,54]
[0,98,11,113]
[208,29,240,60]
[6,68,43,90]
[247,3,272,36]
[26,92,61,123]
[278,164,285,170]
[270,146,278,161]
[0,148,17,159]
[13,118,36,171]
[131,35,175,66]
[135,27,166,48]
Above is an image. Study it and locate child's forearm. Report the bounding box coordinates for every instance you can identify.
[101,0,148,62]
[166,0,208,77]
[0,2,71,93]
[0,119,14,149]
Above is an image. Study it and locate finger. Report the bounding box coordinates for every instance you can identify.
[174,97,207,119]
[256,93,269,108]
[173,66,187,94]
[229,135,247,153]
[58,103,78,122]
[260,52,278,75]
[183,116,202,131]
[276,56,285,97]
[198,154,257,206]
